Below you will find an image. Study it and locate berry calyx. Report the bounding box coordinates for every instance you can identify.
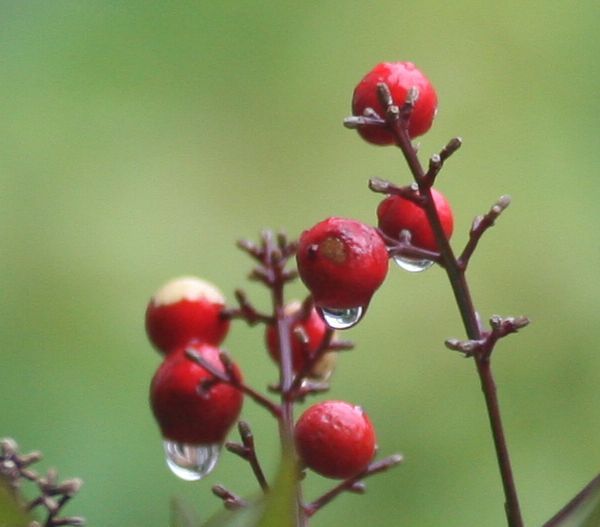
[265,301,336,379]
[296,218,388,309]
[294,400,376,479]
[145,276,230,353]
[377,188,454,251]
[352,61,438,145]
[150,343,243,444]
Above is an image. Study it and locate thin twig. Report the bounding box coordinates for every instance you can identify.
[459,195,512,269]
[288,328,334,395]
[222,289,274,326]
[385,231,444,266]
[0,439,85,527]
[446,315,530,360]
[225,421,269,492]
[421,137,463,187]
[304,454,403,517]
[368,178,426,204]
[185,348,281,418]
[542,473,600,527]
[212,484,249,510]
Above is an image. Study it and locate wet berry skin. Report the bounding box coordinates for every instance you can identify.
[150,343,243,444]
[296,218,389,309]
[352,61,438,145]
[265,302,330,375]
[145,276,230,354]
[377,188,454,251]
[294,400,376,479]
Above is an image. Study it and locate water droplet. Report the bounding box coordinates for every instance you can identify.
[393,255,434,273]
[163,440,220,481]
[318,306,364,330]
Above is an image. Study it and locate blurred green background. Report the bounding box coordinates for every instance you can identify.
[1,1,598,526]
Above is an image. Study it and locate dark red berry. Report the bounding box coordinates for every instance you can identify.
[294,400,376,479]
[265,301,336,379]
[296,218,388,309]
[150,343,243,444]
[145,276,230,354]
[377,188,454,251]
[352,61,438,145]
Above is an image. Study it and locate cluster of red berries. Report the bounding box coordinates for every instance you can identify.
[296,62,454,323]
[145,276,375,480]
[145,61,455,488]
[146,277,243,479]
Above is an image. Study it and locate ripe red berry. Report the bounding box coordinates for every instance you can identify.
[294,400,376,479]
[377,188,454,251]
[352,61,438,145]
[145,276,230,354]
[150,343,243,444]
[296,218,388,310]
[265,301,336,379]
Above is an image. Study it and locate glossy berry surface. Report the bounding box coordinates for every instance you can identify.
[294,400,376,479]
[145,276,230,353]
[150,343,243,444]
[377,188,454,251]
[296,218,388,309]
[352,61,438,145]
[265,301,335,378]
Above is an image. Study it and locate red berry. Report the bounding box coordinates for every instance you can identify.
[294,400,376,479]
[145,276,230,353]
[352,62,438,145]
[296,218,388,309]
[377,188,454,251]
[150,343,243,444]
[265,301,335,378]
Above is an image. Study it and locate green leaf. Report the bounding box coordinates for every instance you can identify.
[543,474,600,527]
[202,452,298,527]
[256,452,297,527]
[0,481,29,527]
[171,496,202,527]
[201,503,264,527]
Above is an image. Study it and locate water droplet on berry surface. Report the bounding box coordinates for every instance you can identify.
[393,255,434,273]
[163,440,220,481]
[318,306,364,330]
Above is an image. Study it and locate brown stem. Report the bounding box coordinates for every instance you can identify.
[251,231,306,527]
[459,195,512,269]
[542,473,600,527]
[377,87,524,527]
[222,289,274,326]
[288,328,335,396]
[185,349,282,419]
[304,454,403,517]
[212,484,249,510]
[226,421,270,492]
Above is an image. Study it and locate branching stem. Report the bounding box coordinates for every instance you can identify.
[373,84,525,527]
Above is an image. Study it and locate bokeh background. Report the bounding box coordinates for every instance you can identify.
[1,2,599,526]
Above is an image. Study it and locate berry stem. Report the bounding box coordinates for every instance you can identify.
[303,454,403,517]
[288,327,333,396]
[185,349,282,419]
[379,93,524,527]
